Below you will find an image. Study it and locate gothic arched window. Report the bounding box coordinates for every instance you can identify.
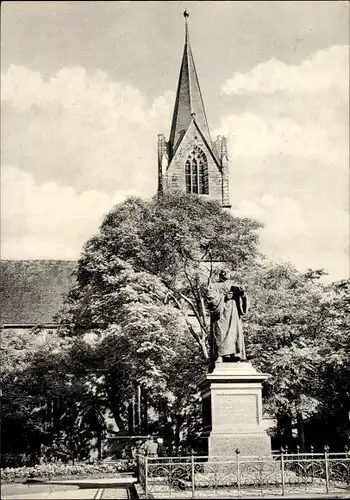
[185,147,209,195]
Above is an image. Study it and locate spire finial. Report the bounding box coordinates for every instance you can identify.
[184,9,189,43]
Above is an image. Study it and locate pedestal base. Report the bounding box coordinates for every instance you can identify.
[201,432,272,457]
[198,362,272,457]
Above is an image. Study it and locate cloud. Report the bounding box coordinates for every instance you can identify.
[218,45,348,168]
[1,165,140,259]
[1,47,349,281]
[233,196,349,281]
[0,66,183,261]
[1,65,174,194]
[222,45,348,96]
[217,45,349,281]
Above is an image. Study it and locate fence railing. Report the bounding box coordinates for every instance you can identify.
[137,448,350,498]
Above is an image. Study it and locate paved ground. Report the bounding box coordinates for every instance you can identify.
[3,483,349,499]
[1,478,137,499]
[2,486,135,499]
[147,483,350,499]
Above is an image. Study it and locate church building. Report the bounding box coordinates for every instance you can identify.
[1,13,231,457]
[158,12,231,208]
[1,13,231,333]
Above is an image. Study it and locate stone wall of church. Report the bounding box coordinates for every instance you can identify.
[165,123,223,204]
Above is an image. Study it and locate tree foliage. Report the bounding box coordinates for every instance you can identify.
[53,192,263,444]
[2,193,349,462]
[60,193,262,360]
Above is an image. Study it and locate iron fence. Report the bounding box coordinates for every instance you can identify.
[137,448,350,498]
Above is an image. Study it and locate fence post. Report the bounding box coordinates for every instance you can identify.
[310,445,314,484]
[191,450,195,499]
[213,456,218,494]
[235,448,241,496]
[280,447,286,497]
[324,445,329,494]
[345,446,350,487]
[136,454,140,482]
[169,455,172,497]
[145,452,148,497]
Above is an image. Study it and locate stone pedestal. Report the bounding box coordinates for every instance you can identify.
[198,362,272,457]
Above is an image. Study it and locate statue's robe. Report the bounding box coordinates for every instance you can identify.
[207,281,248,360]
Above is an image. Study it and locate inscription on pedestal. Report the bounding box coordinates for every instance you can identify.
[214,394,258,433]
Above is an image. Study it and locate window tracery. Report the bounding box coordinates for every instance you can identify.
[185,146,208,195]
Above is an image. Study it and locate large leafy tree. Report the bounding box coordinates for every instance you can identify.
[56,193,262,437]
[307,278,350,449]
[59,193,262,360]
[244,265,325,407]
[58,193,349,449]
[1,328,73,465]
[3,193,348,459]
[241,265,349,451]
[240,264,329,450]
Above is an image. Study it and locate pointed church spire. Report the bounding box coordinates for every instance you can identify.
[169,12,212,156]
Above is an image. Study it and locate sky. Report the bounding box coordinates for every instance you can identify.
[1,0,349,281]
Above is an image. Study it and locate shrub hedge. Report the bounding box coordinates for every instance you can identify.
[1,460,136,483]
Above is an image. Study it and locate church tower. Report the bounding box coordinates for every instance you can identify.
[158,11,231,208]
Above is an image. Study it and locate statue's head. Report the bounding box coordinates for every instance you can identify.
[218,268,230,281]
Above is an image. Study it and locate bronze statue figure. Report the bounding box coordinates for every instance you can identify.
[207,268,248,363]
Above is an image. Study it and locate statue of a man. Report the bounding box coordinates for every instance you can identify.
[207,268,248,363]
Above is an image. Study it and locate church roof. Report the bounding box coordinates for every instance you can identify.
[169,14,212,156]
[0,260,77,325]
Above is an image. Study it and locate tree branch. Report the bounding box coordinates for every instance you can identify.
[207,252,214,288]
[183,257,201,305]
[181,260,210,338]
[199,294,209,329]
[163,284,208,357]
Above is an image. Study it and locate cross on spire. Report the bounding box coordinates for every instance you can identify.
[184,10,189,43]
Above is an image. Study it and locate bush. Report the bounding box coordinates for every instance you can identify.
[1,453,32,468]
[1,460,136,483]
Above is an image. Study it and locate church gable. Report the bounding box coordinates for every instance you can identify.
[166,119,223,202]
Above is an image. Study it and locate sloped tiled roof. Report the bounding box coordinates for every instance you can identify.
[0,260,77,325]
